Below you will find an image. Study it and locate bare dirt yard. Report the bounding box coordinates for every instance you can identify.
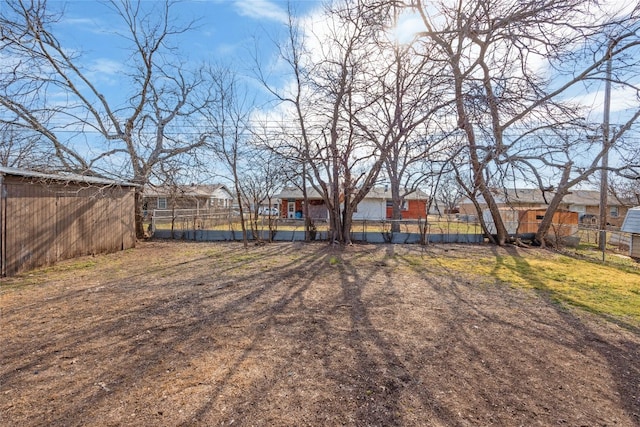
[1,241,639,426]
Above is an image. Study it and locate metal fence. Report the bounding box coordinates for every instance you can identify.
[146,210,634,254]
[149,213,485,244]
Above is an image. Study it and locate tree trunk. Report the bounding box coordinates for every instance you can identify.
[341,198,353,245]
[233,180,248,249]
[534,165,572,247]
[479,185,510,245]
[389,181,402,233]
[302,170,312,242]
[533,192,567,248]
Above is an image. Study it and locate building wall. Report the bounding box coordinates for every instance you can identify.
[353,199,386,220]
[1,176,135,276]
[282,199,329,220]
[461,199,626,228]
[386,200,428,219]
[517,209,578,236]
[483,208,578,236]
[144,195,211,212]
[283,198,428,221]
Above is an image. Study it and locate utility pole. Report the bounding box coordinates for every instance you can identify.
[599,42,613,258]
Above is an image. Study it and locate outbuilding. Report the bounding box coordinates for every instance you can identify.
[0,166,137,276]
[621,206,640,258]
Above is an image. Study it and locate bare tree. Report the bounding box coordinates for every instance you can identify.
[0,125,52,169]
[0,0,218,238]
[354,7,453,233]
[411,0,640,245]
[252,5,318,241]
[434,169,465,216]
[257,0,407,244]
[609,175,640,207]
[204,66,254,248]
[235,145,287,243]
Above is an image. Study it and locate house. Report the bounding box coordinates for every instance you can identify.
[275,186,429,221]
[459,188,627,228]
[0,166,136,276]
[621,207,640,258]
[143,184,234,217]
[276,187,329,220]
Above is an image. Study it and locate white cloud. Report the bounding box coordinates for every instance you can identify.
[567,85,640,124]
[89,59,123,76]
[233,0,288,24]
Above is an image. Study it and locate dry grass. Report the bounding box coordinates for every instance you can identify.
[1,241,639,426]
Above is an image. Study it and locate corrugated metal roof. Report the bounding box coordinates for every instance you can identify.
[0,166,137,187]
[621,206,640,233]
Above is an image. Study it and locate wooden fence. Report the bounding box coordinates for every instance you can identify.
[1,172,136,276]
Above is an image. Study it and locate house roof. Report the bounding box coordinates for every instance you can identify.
[462,188,621,206]
[275,186,325,200]
[275,186,429,200]
[144,184,233,198]
[366,187,429,200]
[0,166,137,187]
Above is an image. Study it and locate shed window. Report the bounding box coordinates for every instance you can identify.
[157,198,167,209]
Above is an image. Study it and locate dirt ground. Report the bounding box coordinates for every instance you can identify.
[1,241,639,426]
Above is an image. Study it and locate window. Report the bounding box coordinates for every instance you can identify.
[610,206,619,218]
[387,200,409,210]
[157,197,167,209]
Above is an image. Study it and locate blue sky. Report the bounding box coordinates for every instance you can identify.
[46,0,638,124]
[50,0,321,99]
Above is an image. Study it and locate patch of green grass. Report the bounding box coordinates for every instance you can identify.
[425,250,640,324]
[1,259,99,291]
[329,256,341,266]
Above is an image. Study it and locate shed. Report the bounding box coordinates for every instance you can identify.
[483,208,578,237]
[0,166,137,276]
[621,206,640,258]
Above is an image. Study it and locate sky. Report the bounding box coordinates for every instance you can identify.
[45,0,638,122]
[5,0,638,183]
[50,0,322,102]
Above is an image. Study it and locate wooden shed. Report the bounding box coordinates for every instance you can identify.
[483,208,579,237]
[621,207,640,258]
[0,166,137,276]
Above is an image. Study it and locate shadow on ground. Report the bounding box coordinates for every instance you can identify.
[1,241,638,426]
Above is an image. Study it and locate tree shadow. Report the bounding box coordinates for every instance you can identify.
[489,246,640,425]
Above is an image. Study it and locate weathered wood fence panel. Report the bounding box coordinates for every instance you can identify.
[1,169,136,276]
